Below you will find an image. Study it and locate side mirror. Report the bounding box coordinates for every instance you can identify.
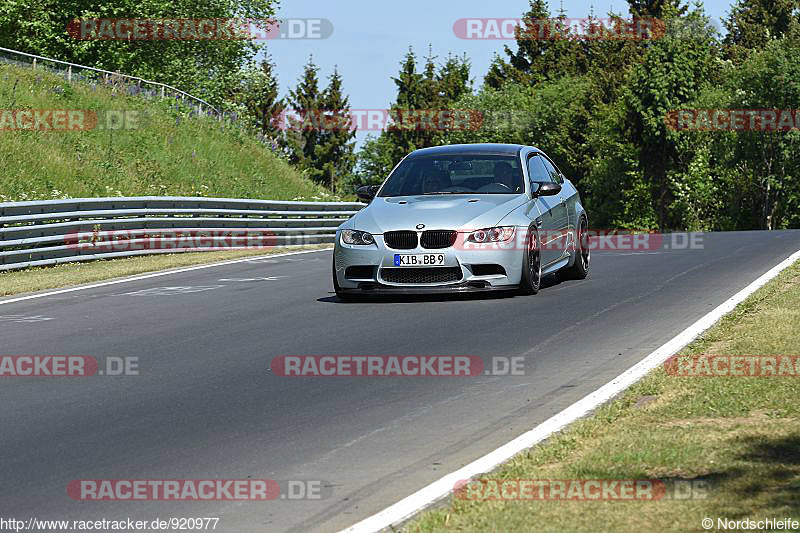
[533,182,561,197]
[356,185,379,202]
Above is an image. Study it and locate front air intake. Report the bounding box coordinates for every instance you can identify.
[384,231,418,249]
[380,267,462,284]
[421,230,457,249]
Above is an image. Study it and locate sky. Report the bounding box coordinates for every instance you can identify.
[263,0,735,145]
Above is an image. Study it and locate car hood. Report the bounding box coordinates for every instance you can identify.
[341,194,527,233]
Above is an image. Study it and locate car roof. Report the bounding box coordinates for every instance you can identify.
[407,143,538,158]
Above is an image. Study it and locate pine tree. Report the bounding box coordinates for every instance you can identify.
[483,0,588,88]
[316,67,357,192]
[284,56,323,182]
[387,48,425,162]
[386,47,472,161]
[626,0,687,17]
[393,48,424,110]
[355,46,472,181]
[723,0,798,59]
[437,53,472,104]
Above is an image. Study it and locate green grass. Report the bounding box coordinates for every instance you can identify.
[408,261,800,532]
[0,62,332,202]
[0,244,332,297]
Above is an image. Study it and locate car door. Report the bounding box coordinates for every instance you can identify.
[539,154,571,258]
[526,154,563,266]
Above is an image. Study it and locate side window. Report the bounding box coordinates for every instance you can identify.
[540,156,563,184]
[526,155,552,183]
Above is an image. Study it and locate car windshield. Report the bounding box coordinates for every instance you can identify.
[377,154,524,197]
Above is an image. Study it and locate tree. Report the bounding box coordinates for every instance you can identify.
[582,4,719,230]
[283,56,324,182]
[626,0,688,17]
[385,47,425,163]
[437,53,473,106]
[619,10,716,229]
[483,0,588,89]
[720,40,800,229]
[346,134,397,191]
[0,0,277,106]
[233,56,284,140]
[316,68,357,192]
[385,47,471,162]
[283,59,357,190]
[723,0,799,59]
[352,46,471,187]
[444,77,592,190]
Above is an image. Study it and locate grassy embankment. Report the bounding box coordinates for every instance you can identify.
[0,62,330,201]
[0,61,343,294]
[409,261,800,532]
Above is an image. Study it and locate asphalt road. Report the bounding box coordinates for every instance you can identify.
[1,231,799,532]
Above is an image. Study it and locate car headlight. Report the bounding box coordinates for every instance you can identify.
[466,226,515,243]
[341,229,375,245]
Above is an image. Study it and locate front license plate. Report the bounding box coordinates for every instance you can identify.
[394,253,446,267]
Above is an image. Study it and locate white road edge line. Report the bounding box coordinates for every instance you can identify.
[0,247,332,306]
[340,247,800,533]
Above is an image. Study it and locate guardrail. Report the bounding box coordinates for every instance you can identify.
[0,196,364,271]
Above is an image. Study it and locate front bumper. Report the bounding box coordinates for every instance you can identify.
[333,231,524,293]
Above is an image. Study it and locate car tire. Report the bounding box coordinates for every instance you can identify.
[518,227,541,295]
[559,216,589,281]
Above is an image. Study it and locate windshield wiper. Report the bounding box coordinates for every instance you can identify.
[421,191,467,195]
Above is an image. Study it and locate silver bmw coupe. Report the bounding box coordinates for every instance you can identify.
[333,143,589,298]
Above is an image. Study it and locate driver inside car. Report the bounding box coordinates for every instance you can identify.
[493,161,520,192]
[421,169,451,193]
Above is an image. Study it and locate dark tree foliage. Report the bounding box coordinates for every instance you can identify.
[0,0,277,106]
[366,47,472,172]
[283,57,356,190]
[316,68,357,192]
[284,56,323,181]
[484,0,589,89]
[357,0,800,230]
[626,0,688,17]
[723,0,799,60]
[234,56,285,140]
